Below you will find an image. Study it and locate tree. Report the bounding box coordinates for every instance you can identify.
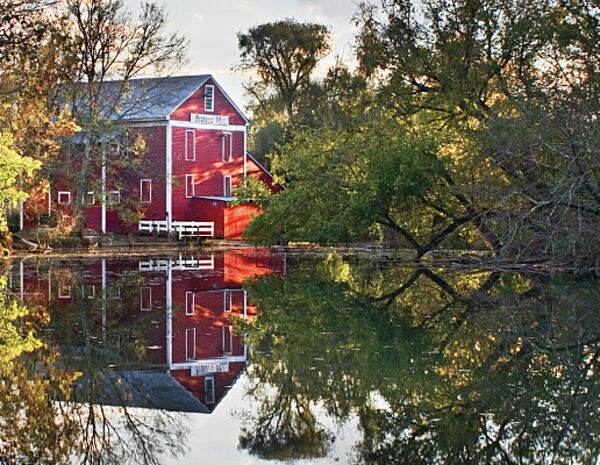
[239,117,447,246]
[243,0,600,266]
[0,133,41,253]
[236,19,332,167]
[237,19,331,119]
[352,0,600,263]
[240,252,600,464]
[59,0,187,230]
[0,0,78,251]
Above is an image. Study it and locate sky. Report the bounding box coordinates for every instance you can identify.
[124,0,359,110]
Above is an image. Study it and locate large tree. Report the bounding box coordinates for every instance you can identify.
[0,0,78,252]
[241,0,600,266]
[237,19,331,119]
[59,0,187,230]
[353,0,600,262]
[237,19,333,167]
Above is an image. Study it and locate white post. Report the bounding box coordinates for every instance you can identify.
[165,260,173,369]
[243,127,247,181]
[242,289,248,359]
[102,259,107,343]
[166,121,173,231]
[101,147,107,233]
[19,201,23,231]
[19,260,24,301]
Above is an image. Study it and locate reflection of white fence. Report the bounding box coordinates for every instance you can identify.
[139,255,215,272]
[190,361,230,376]
[139,220,214,239]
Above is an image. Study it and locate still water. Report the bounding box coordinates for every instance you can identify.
[2,248,600,464]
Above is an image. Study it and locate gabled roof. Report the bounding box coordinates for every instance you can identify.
[74,370,210,413]
[70,74,247,123]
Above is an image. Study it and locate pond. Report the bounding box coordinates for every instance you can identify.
[2,248,600,464]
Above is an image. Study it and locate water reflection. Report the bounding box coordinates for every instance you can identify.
[242,255,600,464]
[5,250,285,464]
[3,250,600,464]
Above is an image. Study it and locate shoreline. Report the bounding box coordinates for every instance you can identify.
[6,242,595,275]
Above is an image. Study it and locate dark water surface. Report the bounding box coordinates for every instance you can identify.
[3,249,600,464]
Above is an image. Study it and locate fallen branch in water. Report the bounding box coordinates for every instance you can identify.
[12,234,53,253]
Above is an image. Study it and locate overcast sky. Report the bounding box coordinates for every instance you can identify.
[124,0,359,110]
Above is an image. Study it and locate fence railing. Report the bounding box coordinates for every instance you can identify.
[139,255,215,272]
[139,220,214,239]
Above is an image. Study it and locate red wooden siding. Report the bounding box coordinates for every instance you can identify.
[20,76,282,239]
[169,78,246,126]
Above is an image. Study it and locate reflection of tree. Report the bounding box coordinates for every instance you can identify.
[242,254,600,464]
[238,384,333,461]
[0,262,188,465]
[238,258,434,460]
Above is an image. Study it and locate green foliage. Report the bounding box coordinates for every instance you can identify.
[240,253,600,464]
[238,0,600,265]
[243,120,444,244]
[0,275,41,375]
[237,19,331,118]
[0,132,41,236]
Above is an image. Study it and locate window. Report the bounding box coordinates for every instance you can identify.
[221,132,232,162]
[185,328,197,360]
[83,285,95,299]
[58,285,71,299]
[84,191,95,206]
[140,287,152,311]
[185,174,195,198]
[107,191,121,205]
[185,129,196,161]
[140,179,152,203]
[58,191,71,205]
[204,85,214,112]
[223,289,232,312]
[204,377,215,404]
[222,325,232,354]
[186,291,195,315]
[223,176,232,198]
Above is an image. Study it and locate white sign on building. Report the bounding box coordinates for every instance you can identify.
[190,114,230,126]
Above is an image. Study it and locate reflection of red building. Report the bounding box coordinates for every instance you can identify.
[11,249,285,413]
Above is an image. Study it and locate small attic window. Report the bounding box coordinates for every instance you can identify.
[204,85,214,112]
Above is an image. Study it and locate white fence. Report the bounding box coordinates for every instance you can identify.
[139,220,214,239]
[139,255,215,272]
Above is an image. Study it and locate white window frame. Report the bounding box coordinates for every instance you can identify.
[108,190,121,205]
[223,176,232,198]
[58,285,71,299]
[204,376,215,404]
[186,291,195,315]
[185,174,195,198]
[185,328,197,361]
[81,191,95,206]
[204,85,215,112]
[222,325,233,354]
[221,132,232,162]
[83,285,95,299]
[58,191,71,205]
[140,286,152,311]
[223,289,232,312]
[140,179,152,203]
[184,129,196,161]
